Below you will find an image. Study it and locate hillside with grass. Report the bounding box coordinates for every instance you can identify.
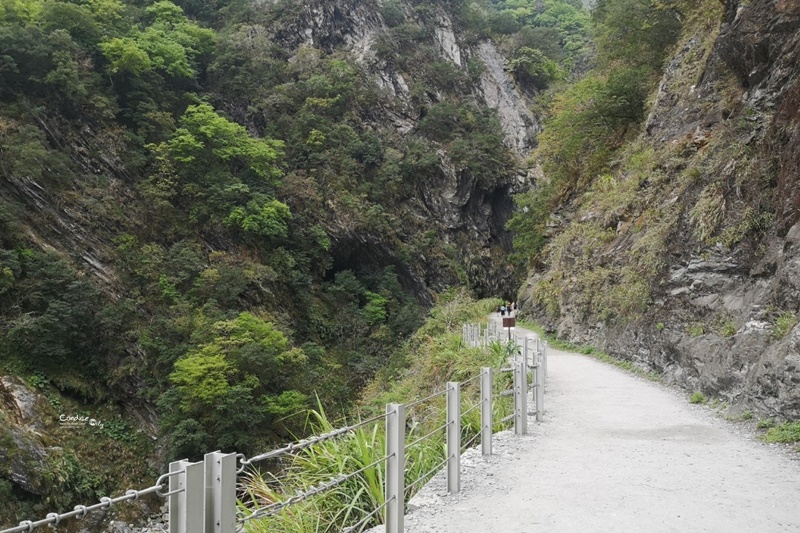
[515,0,800,422]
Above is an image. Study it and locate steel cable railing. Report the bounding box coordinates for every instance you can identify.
[234,410,393,532]
[406,421,449,450]
[461,402,481,417]
[499,412,517,425]
[459,372,483,387]
[460,430,483,454]
[238,454,391,524]
[405,388,449,410]
[238,411,389,471]
[342,497,395,533]
[404,455,449,494]
[0,470,182,533]
[4,324,548,533]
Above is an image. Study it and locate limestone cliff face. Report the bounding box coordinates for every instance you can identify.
[272,0,538,151]
[0,1,537,307]
[244,0,538,298]
[520,0,800,419]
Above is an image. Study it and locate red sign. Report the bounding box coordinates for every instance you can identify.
[503,317,516,328]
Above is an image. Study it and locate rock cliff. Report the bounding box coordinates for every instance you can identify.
[0,0,540,524]
[520,0,800,419]
[249,0,539,299]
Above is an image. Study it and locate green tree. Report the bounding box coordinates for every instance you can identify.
[99,1,214,79]
[163,312,308,458]
[145,102,287,236]
[508,46,564,88]
[0,249,110,386]
[592,0,682,69]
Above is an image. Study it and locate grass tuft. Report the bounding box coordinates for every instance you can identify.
[689,391,707,404]
[763,422,800,444]
[757,418,775,430]
[773,312,798,340]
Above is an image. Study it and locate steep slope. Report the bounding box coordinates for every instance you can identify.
[208,0,540,300]
[520,0,800,419]
[0,0,552,525]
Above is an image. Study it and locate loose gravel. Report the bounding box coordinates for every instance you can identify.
[402,327,800,533]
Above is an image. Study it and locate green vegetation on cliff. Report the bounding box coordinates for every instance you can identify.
[0,0,589,523]
[239,290,506,533]
[509,0,688,266]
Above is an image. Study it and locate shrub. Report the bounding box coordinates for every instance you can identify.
[689,391,707,404]
[381,1,405,27]
[686,323,705,337]
[714,316,737,337]
[764,422,800,444]
[757,418,775,430]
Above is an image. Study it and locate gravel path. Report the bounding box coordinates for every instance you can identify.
[403,326,800,532]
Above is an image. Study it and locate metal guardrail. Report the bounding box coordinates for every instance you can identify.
[0,472,178,533]
[2,322,548,533]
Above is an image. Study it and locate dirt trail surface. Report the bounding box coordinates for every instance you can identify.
[403,325,800,533]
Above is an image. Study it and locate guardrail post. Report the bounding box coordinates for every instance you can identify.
[169,459,204,533]
[514,362,527,435]
[204,451,236,533]
[385,403,405,533]
[543,340,548,382]
[446,381,460,493]
[522,336,529,368]
[481,367,492,456]
[535,360,544,422]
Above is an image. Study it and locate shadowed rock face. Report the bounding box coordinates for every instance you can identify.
[717,0,800,236]
[520,2,800,419]
[717,0,800,90]
[774,78,800,235]
[0,377,51,495]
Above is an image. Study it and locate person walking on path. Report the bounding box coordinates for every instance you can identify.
[405,325,800,533]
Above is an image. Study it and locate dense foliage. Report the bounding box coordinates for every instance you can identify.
[239,291,507,533]
[0,0,590,523]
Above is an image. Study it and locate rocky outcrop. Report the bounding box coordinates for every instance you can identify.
[266,0,537,297]
[520,0,800,420]
[475,42,539,153]
[275,1,539,155]
[716,0,800,235]
[0,377,52,495]
[274,0,386,53]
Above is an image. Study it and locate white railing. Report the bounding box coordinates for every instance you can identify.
[2,323,548,533]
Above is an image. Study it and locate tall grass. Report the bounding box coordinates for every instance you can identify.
[240,292,507,532]
[240,406,452,532]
